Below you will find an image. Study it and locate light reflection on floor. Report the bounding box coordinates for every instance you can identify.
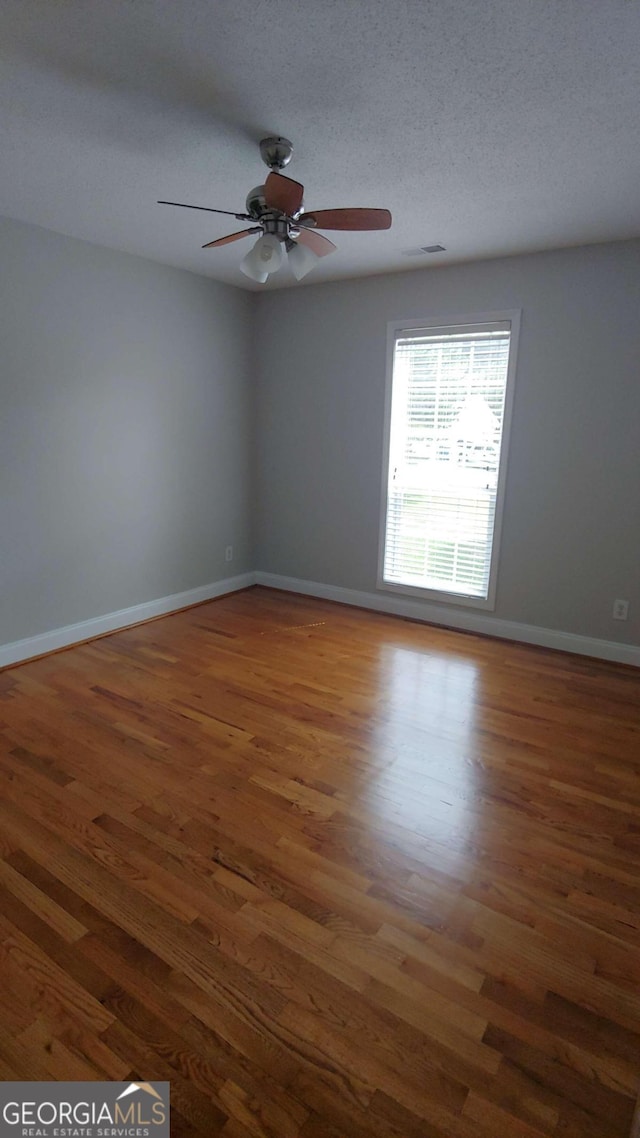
[364,641,481,866]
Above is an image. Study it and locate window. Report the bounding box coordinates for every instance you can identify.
[379,312,519,609]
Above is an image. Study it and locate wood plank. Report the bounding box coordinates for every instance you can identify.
[0,586,638,1136]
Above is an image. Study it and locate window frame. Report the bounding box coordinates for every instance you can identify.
[377,309,521,611]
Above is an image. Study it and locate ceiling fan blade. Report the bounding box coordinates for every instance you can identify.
[295,228,337,257]
[202,228,260,249]
[264,172,305,215]
[300,207,392,231]
[158,200,251,220]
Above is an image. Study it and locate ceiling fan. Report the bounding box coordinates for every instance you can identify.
[158,136,392,283]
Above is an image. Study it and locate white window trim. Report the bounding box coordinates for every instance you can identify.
[377,309,521,612]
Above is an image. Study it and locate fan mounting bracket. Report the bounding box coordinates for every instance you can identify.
[259,136,294,171]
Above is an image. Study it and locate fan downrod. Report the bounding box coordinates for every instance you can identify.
[259,136,293,171]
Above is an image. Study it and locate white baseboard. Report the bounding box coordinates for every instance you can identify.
[0,572,257,669]
[255,572,640,668]
[3,569,638,670]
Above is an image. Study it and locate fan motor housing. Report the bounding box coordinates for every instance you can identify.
[246,186,294,240]
[246,184,268,218]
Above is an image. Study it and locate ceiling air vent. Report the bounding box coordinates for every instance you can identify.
[403,244,447,256]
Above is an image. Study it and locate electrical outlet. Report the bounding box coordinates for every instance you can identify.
[612,598,629,621]
[225,546,233,563]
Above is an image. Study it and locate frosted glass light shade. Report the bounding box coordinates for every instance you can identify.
[239,249,268,283]
[257,233,284,270]
[288,240,319,280]
[240,233,284,282]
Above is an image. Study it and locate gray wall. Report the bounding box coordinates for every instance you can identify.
[3,220,638,651]
[0,216,253,644]
[254,241,640,645]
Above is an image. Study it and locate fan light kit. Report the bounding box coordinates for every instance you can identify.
[159,136,392,284]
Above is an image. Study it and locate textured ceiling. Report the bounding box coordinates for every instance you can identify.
[1,0,639,290]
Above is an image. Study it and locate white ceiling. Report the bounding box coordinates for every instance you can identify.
[1,0,639,290]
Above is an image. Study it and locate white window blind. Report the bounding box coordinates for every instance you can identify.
[382,321,513,602]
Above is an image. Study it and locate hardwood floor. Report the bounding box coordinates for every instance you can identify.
[0,585,639,1136]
